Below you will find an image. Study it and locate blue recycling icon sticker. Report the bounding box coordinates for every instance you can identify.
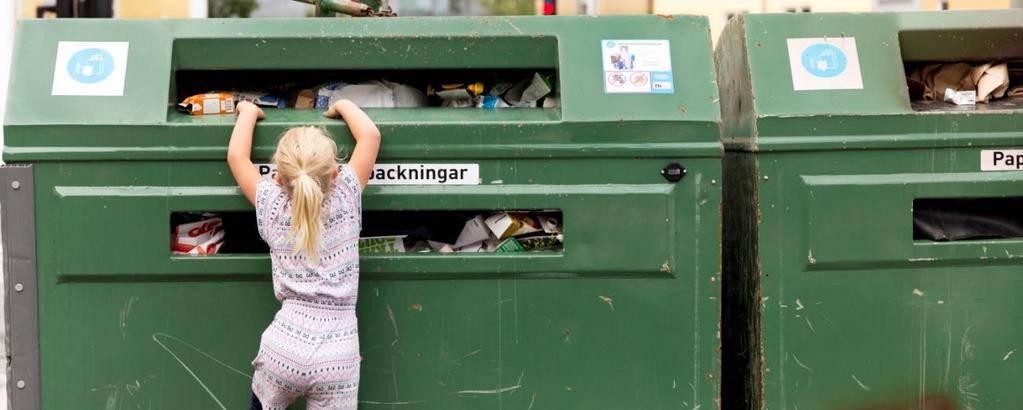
[67,48,114,84]
[800,43,847,78]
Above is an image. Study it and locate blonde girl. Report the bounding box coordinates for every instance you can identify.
[227,99,381,410]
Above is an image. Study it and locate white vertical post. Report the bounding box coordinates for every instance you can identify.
[0,0,12,403]
[1,0,17,164]
[189,0,209,18]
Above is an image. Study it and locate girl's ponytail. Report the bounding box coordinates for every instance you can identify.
[289,172,325,262]
[272,126,340,265]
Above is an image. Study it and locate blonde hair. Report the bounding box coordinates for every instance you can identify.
[273,126,339,263]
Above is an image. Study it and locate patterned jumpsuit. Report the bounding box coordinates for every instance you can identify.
[251,165,362,410]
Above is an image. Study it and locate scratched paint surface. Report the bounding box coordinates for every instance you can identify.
[30,157,721,409]
[758,150,1023,409]
[717,11,1023,409]
[4,16,723,409]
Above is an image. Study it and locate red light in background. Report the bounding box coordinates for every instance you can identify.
[543,0,556,15]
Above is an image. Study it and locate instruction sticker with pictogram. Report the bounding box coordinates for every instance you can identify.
[787,37,863,91]
[51,41,130,96]
[601,40,674,94]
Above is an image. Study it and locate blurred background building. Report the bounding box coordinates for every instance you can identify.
[13,0,1020,40]
[12,0,1023,19]
[20,0,207,18]
[655,0,1023,44]
[3,0,1023,158]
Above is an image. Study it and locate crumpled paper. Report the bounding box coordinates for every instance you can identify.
[970,62,1009,102]
[908,62,1011,103]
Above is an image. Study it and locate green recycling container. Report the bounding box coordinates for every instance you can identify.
[715,10,1023,409]
[2,16,723,409]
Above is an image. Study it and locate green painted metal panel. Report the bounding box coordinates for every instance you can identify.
[46,161,685,278]
[757,152,1023,409]
[4,16,720,148]
[717,10,1023,409]
[4,16,723,409]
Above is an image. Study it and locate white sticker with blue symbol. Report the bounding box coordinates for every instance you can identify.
[51,41,129,96]
[601,40,673,94]
[786,37,862,91]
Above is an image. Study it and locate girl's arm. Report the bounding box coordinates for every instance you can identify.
[227,101,265,204]
[325,99,381,189]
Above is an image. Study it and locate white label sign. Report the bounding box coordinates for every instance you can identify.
[256,163,480,185]
[601,39,674,94]
[786,37,863,91]
[981,150,1023,171]
[51,41,129,96]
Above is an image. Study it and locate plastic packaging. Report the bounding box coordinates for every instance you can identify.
[315,82,348,109]
[232,91,287,109]
[171,213,225,255]
[428,82,485,100]
[325,80,427,108]
[176,93,235,115]
[495,238,526,252]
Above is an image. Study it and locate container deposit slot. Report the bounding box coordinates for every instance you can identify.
[170,210,563,255]
[170,36,559,116]
[174,69,558,113]
[913,197,1023,241]
[900,28,1023,111]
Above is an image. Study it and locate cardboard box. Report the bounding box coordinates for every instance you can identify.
[485,212,542,239]
[171,214,225,255]
[295,88,316,109]
[455,215,493,248]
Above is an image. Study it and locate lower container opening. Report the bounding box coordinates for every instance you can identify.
[170,210,564,255]
[913,197,1023,242]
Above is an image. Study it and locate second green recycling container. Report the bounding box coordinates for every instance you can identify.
[717,10,1023,409]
